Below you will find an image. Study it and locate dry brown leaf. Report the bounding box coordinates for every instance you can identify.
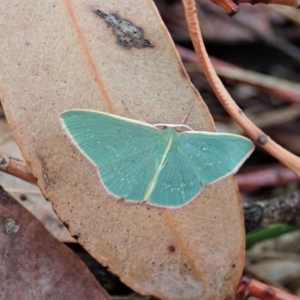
[0,1,245,299]
[0,186,111,300]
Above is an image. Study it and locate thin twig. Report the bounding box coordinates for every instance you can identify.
[236,0,299,7]
[0,152,37,185]
[198,2,300,65]
[237,165,298,192]
[177,45,300,105]
[181,0,300,178]
[209,0,239,15]
[236,276,300,300]
[210,0,299,15]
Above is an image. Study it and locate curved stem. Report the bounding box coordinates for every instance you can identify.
[236,0,299,7]
[0,152,37,185]
[236,276,300,300]
[181,0,300,178]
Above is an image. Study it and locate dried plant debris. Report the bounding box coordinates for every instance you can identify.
[92,6,154,49]
[5,218,19,235]
[244,190,300,232]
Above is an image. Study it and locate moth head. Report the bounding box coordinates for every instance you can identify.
[153,123,193,133]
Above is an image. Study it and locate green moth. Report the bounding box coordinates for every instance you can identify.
[60,110,254,208]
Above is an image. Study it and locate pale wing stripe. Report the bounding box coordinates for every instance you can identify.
[143,137,173,201]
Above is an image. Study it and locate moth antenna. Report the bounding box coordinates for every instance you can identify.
[180,100,195,124]
[121,100,147,122]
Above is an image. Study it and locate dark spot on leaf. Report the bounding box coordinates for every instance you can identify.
[63,222,69,229]
[92,6,154,49]
[72,234,79,240]
[19,194,27,201]
[168,245,176,253]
